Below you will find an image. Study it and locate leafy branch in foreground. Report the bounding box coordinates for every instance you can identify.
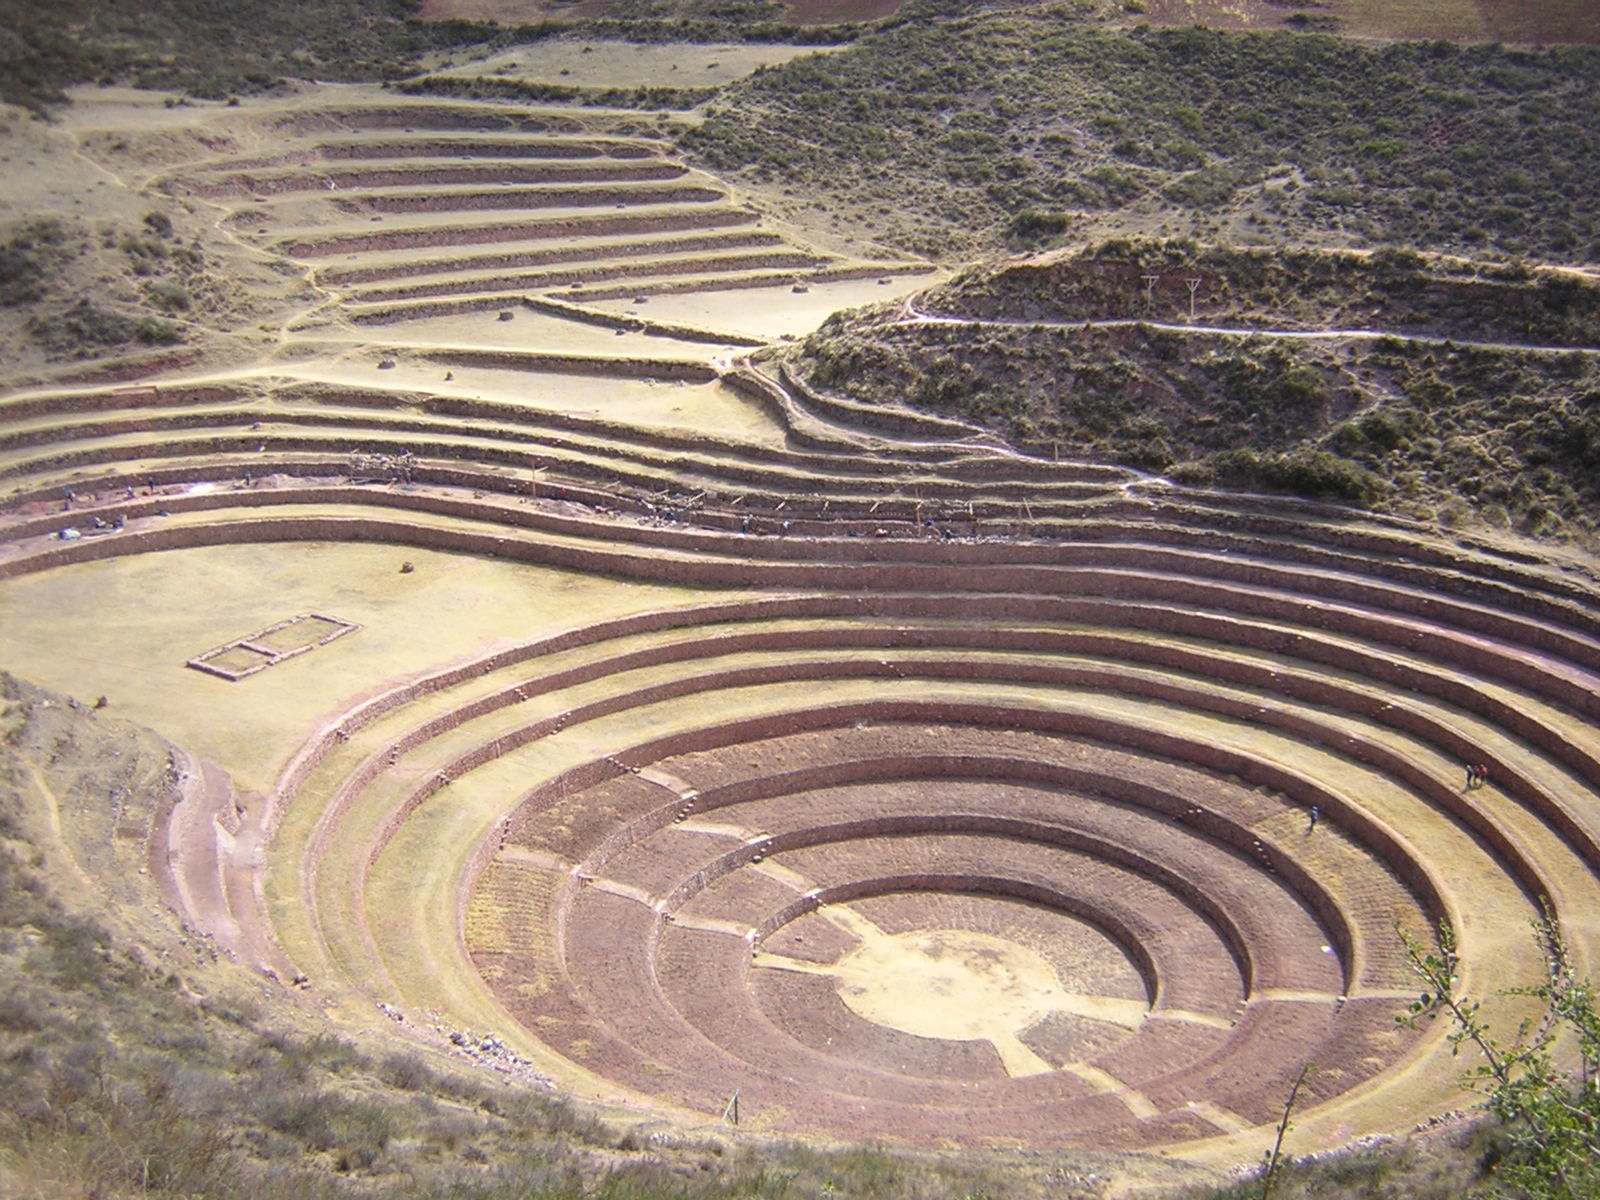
[1399,914,1600,1199]
[1259,1062,1313,1200]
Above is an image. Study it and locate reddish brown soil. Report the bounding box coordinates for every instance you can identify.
[466,718,1430,1147]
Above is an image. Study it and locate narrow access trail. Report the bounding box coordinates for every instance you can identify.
[896,306,1600,358]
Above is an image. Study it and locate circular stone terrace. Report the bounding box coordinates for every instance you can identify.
[3,83,1600,1164]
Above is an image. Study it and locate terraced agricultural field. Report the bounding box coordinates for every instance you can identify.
[4,71,1600,1176]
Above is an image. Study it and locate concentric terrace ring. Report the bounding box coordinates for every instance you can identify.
[3,97,1600,1156]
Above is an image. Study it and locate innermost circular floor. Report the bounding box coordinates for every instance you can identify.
[817,914,1149,1077]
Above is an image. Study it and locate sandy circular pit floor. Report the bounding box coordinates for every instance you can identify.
[815,924,1145,1076]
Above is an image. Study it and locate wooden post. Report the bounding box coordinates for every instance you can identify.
[1141,273,1160,311]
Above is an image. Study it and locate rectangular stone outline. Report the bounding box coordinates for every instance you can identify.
[186,613,360,681]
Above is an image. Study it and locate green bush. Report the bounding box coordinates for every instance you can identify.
[1401,917,1600,1200]
[134,316,181,345]
[1201,447,1382,504]
[379,1051,435,1092]
[27,299,140,353]
[1162,165,1243,208]
[1007,209,1073,244]
[147,279,192,312]
[0,218,72,307]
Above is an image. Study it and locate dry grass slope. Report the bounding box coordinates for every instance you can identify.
[791,241,1600,540]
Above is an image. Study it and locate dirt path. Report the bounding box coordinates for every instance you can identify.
[898,304,1600,358]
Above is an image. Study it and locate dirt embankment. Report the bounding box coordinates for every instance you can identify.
[925,245,1600,348]
[792,242,1600,540]
[0,102,314,390]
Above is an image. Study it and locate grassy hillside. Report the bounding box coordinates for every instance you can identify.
[683,11,1600,263]
[916,242,1600,346]
[790,242,1600,537]
[0,0,490,113]
[0,0,860,116]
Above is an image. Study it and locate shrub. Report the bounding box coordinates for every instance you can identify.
[1400,916,1600,1200]
[1007,210,1073,243]
[1162,165,1242,208]
[25,915,112,992]
[1278,364,1326,406]
[147,279,192,312]
[134,316,181,345]
[1359,408,1408,451]
[379,1051,435,1092]
[1207,447,1382,504]
[0,218,72,306]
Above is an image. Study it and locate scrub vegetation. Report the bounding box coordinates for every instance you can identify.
[0,0,860,115]
[684,8,1600,263]
[791,241,1600,535]
[0,209,259,363]
[0,0,477,113]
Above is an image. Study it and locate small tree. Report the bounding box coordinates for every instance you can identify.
[1261,1062,1314,1200]
[1399,914,1600,1199]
